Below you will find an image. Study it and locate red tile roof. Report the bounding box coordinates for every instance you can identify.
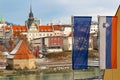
[53,25,64,31]
[12,26,27,32]
[4,26,10,31]
[14,41,35,59]
[38,25,53,32]
[10,25,66,32]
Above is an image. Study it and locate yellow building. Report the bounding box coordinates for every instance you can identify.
[104,5,120,80]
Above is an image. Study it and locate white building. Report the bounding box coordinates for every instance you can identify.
[90,22,98,34]
[63,25,72,36]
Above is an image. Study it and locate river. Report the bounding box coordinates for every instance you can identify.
[0,67,103,80]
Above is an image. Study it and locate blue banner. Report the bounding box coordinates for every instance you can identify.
[72,16,92,70]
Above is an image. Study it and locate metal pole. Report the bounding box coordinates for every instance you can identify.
[97,15,101,80]
[71,16,74,80]
[72,70,74,80]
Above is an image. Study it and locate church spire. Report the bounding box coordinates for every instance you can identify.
[29,0,34,19]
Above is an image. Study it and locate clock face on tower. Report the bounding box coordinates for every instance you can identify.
[74,37,88,50]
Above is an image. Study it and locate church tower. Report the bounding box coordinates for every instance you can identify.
[25,2,40,31]
[25,1,40,41]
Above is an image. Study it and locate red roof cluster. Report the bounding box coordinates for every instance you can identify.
[38,25,53,32]
[4,25,65,32]
[53,25,64,31]
[12,26,27,32]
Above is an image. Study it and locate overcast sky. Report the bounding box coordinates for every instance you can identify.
[0,0,119,25]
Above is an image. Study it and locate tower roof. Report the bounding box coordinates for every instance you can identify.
[29,4,33,18]
[8,40,35,59]
[29,2,34,20]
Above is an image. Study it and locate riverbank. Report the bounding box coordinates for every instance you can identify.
[1,50,98,75]
[0,67,103,80]
[1,67,72,75]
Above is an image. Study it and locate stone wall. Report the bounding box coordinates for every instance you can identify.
[13,59,36,70]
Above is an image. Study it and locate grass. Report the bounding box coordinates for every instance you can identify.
[88,50,99,59]
[46,52,71,61]
[45,50,98,61]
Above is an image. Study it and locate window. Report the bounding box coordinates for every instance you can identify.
[50,34,52,36]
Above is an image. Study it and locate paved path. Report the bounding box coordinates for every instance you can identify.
[35,58,99,68]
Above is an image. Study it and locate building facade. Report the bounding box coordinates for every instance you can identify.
[2,5,98,52]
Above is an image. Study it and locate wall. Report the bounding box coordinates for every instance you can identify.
[13,59,36,70]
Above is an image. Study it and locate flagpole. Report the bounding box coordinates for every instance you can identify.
[97,15,101,80]
[72,70,74,80]
[71,16,74,80]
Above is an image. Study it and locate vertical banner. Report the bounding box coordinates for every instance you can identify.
[72,16,92,70]
[99,16,117,69]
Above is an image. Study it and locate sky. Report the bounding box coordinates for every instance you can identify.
[0,0,119,25]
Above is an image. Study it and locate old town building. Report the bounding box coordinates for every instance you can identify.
[7,40,36,69]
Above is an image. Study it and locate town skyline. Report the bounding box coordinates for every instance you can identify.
[0,0,119,25]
